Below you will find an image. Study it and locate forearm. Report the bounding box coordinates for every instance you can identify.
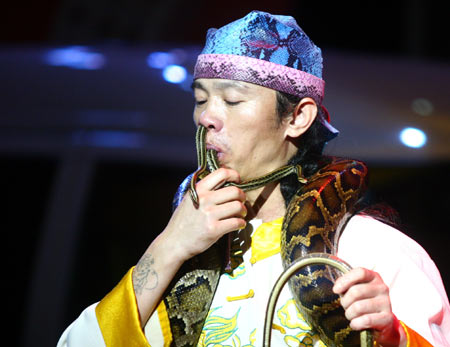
[132,231,185,326]
[58,251,178,346]
[133,168,247,326]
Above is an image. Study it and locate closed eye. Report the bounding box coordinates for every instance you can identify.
[225,100,241,106]
[195,100,207,106]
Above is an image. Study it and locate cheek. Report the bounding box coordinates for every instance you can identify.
[253,126,285,157]
[233,130,265,159]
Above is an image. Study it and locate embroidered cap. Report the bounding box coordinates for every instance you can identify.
[194,10,338,140]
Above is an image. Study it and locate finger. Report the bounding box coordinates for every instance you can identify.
[333,267,376,294]
[348,311,394,331]
[197,168,241,192]
[201,186,246,206]
[344,295,390,322]
[339,280,389,309]
[207,200,247,221]
[208,217,246,237]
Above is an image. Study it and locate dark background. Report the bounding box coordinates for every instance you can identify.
[2,1,449,346]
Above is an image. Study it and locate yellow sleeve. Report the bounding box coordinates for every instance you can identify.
[154,299,173,346]
[399,321,434,347]
[95,267,150,347]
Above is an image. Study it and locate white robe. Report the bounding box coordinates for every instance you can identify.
[57,215,450,347]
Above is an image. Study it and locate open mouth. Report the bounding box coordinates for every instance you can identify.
[206,143,222,153]
[206,143,226,164]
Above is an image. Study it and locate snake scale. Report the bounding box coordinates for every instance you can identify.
[163,125,371,346]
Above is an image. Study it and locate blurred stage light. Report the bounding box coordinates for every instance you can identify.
[399,127,427,148]
[72,130,146,148]
[45,46,105,70]
[162,65,187,84]
[147,52,175,69]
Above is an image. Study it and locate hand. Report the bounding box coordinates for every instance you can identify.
[333,267,406,346]
[163,168,247,263]
[133,168,246,325]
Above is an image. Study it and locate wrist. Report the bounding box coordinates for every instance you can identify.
[376,315,407,347]
[151,230,187,269]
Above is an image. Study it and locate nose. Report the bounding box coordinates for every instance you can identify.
[198,109,224,132]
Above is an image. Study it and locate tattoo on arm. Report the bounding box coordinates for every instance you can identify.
[133,253,159,295]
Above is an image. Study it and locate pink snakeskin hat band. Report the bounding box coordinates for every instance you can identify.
[194,54,325,103]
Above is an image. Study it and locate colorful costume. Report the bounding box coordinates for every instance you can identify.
[57,11,450,347]
[57,216,450,346]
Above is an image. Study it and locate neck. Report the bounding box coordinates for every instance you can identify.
[244,181,286,223]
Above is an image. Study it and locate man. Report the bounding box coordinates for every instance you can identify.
[58,11,450,347]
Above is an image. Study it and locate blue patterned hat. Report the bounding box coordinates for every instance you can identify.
[194,10,338,139]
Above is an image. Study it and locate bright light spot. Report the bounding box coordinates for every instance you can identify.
[45,46,105,70]
[399,127,427,148]
[162,65,187,84]
[147,52,175,69]
[411,98,433,116]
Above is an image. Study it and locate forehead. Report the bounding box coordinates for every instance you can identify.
[192,78,275,95]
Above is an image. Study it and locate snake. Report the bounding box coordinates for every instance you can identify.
[188,125,306,206]
[163,124,372,346]
[264,254,373,347]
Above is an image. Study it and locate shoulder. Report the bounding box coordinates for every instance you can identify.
[337,214,446,304]
[338,214,429,268]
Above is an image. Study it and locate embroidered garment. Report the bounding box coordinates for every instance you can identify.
[194,218,326,347]
[57,216,448,346]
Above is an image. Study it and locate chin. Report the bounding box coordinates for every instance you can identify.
[218,163,232,170]
[215,152,231,169]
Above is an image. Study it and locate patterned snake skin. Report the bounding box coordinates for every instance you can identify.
[281,157,368,346]
[164,157,368,346]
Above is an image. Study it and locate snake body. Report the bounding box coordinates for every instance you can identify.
[280,157,369,346]
[164,125,370,346]
[264,254,372,347]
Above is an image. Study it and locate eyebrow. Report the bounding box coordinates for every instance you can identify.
[191,80,250,93]
[191,80,205,91]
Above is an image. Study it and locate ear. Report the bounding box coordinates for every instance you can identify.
[284,97,318,139]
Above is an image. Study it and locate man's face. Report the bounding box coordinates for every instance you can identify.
[192,78,290,181]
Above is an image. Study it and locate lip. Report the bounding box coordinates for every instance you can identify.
[206,143,226,164]
[206,143,223,153]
